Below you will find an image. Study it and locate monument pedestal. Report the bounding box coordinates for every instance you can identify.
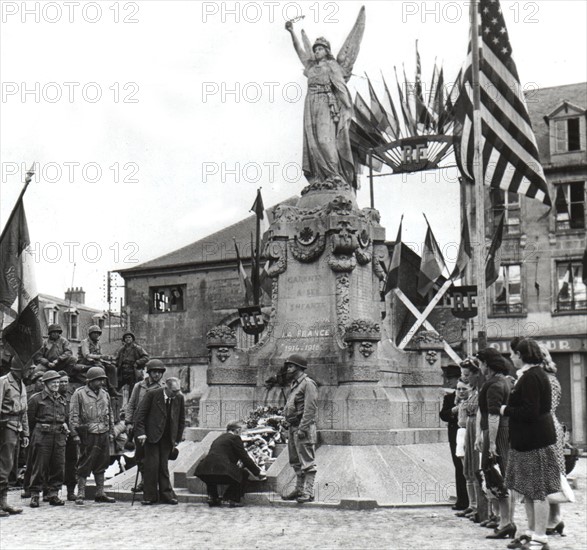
[197,187,455,505]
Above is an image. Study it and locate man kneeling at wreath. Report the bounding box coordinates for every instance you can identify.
[195,421,267,507]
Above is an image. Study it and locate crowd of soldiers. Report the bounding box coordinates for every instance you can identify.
[0,323,156,515]
[1,324,320,514]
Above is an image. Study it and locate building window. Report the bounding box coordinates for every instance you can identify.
[554,117,582,153]
[45,308,59,326]
[491,190,521,235]
[69,313,79,340]
[555,261,586,312]
[493,264,523,314]
[555,182,585,231]
[150,285,185,313]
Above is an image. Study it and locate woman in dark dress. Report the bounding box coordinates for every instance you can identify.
[501,339,561,550]
[476,348,514,539]
[195,422,266,507]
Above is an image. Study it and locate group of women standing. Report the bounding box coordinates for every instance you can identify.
[451,338,570,550]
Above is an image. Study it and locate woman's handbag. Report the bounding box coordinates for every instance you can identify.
[481,455,509,499]
[547,474,575,504]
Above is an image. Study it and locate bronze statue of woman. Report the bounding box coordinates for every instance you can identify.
[285,7,365,191]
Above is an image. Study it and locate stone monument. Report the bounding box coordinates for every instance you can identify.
[198,8,454,505]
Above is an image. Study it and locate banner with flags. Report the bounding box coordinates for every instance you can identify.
[418,221,446,297]
[485,213,505,287]
[453,0,551,206]
[384,216,403,294]
[0,198,43,367]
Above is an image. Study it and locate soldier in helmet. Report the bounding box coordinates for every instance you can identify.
[69,366,115,505]
[73,325,113,389]
[32,324,77,376]
[114,332,149,392]
[0,356,30,517]
[124,358,165,492]
[26,370,69,508]
[280,354,318,504]
[58,371,78,501]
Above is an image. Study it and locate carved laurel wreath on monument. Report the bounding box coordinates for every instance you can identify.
[206,325,237,348]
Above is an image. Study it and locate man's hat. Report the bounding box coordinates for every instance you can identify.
[86,366,108,382]
[146,359,166,372]
[88,325,102,335]
[169,447,179,461]
[41,370,61,383]
[122,332,136,341]
[30,371,44,383]
[441,364,462,379]
[284,354,307,370]
[48,324,63,334]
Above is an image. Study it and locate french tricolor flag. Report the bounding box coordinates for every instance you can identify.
[0,196,42,368]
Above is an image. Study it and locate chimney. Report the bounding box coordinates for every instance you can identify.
[65,287,85,304]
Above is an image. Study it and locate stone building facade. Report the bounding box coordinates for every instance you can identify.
[465,82,587,445]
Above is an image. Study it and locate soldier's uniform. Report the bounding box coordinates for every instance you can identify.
[33,326,77,376]
[115,332,149,391]
[282,354,318,503]
[0,365,29,516]
[58,374,78,500]
[27,371,68,506]
[69,367,114,504]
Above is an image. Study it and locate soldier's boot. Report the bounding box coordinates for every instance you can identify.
[0,509,9,517]
[296,471,316,503]
[94,473,115,503]
[29,494,40,509]
[1,491,23,514]
[75,478,86,506]
[281,473,305,500]
[66,485,77,501]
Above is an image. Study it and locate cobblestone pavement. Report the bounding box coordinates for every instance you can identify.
[1,459,585,550]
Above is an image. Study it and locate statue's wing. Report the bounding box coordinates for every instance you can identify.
[301,30,313,63]
[336,6,366,82]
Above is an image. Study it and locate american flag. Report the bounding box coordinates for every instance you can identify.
[454,0,551,206]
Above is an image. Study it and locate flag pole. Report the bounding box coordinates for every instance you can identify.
[0,163,35,244]
[368,150,374,208]
[470,0,488,351]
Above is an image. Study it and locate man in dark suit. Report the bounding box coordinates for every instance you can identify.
[195,422,266,507]
[439,363,469,511]
[135,377,185,505]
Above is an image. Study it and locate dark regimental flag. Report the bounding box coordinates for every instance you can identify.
[454,0,551,206]
[0,199,42,367]
[485,213,505,287]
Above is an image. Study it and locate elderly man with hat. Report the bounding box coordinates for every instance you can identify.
[0,356,30,517]
[114,331,149,392]
[124,358,165,492]
[280,354,318,504]
[32,324,76,377]
[26,370,69,508]
[69,366,115,505]
[439,363,469,511]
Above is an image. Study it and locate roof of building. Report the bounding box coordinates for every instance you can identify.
[119,196,299,274]
[39,293,104,314]
[525,82,587,164]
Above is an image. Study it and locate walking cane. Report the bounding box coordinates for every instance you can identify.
[131,468,140,506]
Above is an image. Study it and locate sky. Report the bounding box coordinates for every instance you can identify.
[1,0,586,311]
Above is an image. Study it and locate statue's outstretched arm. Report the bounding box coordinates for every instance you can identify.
[285,21,311,68]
